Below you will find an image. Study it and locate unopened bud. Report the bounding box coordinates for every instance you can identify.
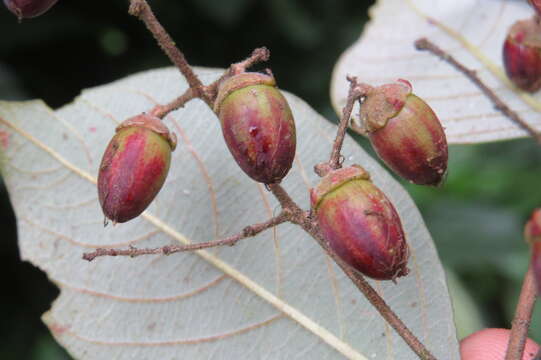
[98,114,176,223]
[310,165,409,281]
[214,72,296,184]
[359,79,448,186]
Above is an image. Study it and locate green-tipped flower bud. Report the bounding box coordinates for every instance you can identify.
[503,17,541,92]
[525,208,541,294]
[214,72,296,184]
[359,79,448,186]
[98,114,176,224]
[310,165,409,281]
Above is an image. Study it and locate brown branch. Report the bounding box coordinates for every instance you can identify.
[114,2,437,357]
[149,47,271,119]
[267,183,300,215]
[326,76,372,173]
[414,37,541,144]
[83,212,289,261]
[150,88,196,119]
[205,47,271,101]
[128,0,210,105]
[295,212,437,360]
[266,182,437,360]
[505,264,538,360]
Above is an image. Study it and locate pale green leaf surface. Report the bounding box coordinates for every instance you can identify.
[331,0,541,144]
[0,68,458,359]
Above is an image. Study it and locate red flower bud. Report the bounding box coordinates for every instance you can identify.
[528,0,541,16]
[310,165,409,281]
[4,0,58,20]
[98,114,176,224]
[525,208,541,294]
[359,80,448,186]
[214,72,296,184]
[503,17,541,92]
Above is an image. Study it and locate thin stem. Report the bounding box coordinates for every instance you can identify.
[151,88,196,119]
[505,264,538,360]
[206,47,271,101]
[297,213,436,360]
[415,37,541,144]
[328,77,371,171]
[82,212,289,261]
[267,183,437,360]
[149,47,271,119]
[120,2,436,356]
[128,0,210,105]
[267,183,301,215]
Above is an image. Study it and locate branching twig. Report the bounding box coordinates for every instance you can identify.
[415,37,541,144]
[328,77,372,171]
[207,47,271,101]
[505,264,538,360]
[294,212,436,360]
[83,211,289,261]
[151,88,196,119]
[95,3,440,359]
[267,184,437,360]
[129,0,210,105]
[149,47,271,119]
[315,76,372,177]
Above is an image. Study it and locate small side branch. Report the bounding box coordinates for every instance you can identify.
[315,76,372,177]
[83,212,289,261]
[206,47,271,101]
[151,88,196,119]
[415,37,541,144]
[328,77,372,170]
[129,0,210,105]
[505,264,538,360]
[149,47,271,119]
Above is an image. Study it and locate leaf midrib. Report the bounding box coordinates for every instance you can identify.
[0,110,368,360]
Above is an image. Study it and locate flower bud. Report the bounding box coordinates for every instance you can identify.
[98,114,176,224]
[214,72,296,184]
[528,0,541,16]
[359,79,448,186]
[4,0,58,20]
[525,208,541,294]
[310,165,409,281]
[503,17,541,92]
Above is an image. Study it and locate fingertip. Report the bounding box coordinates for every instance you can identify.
[460,328,540,360]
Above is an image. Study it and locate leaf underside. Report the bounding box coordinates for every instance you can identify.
[332,0,541,144]
[0,67,459,359]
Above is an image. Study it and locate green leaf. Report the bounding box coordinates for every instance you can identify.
[0,68,458,359]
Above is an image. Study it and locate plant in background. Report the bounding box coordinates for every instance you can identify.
[0,1,540,360]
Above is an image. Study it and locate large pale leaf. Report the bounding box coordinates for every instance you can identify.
[331,0,541,144]
[0,68,458,359]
